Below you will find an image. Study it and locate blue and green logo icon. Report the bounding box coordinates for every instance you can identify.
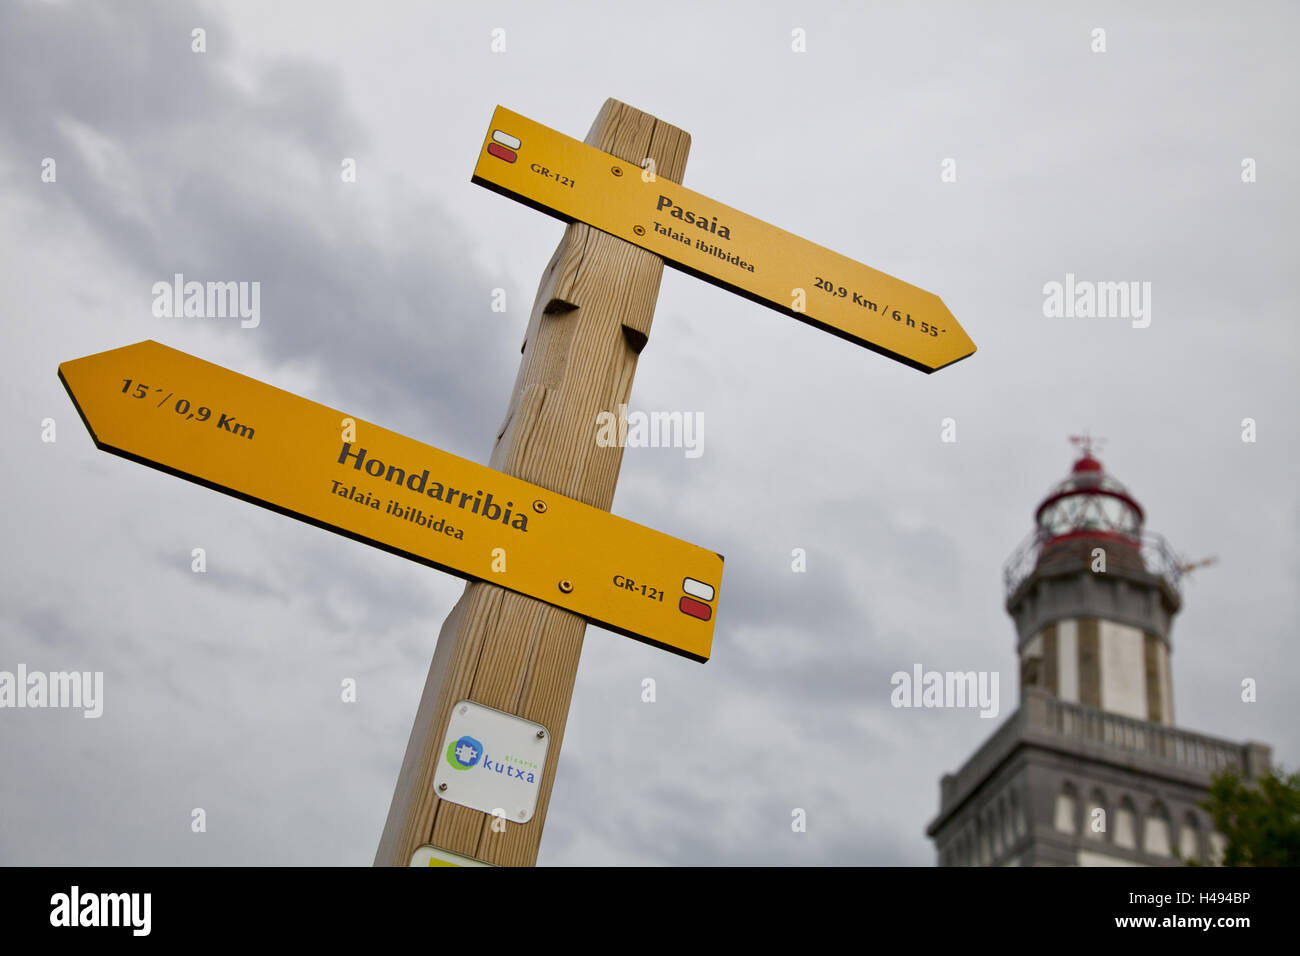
[446,735,483,770]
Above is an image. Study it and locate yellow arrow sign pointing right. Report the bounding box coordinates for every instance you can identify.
[473,105,976,373]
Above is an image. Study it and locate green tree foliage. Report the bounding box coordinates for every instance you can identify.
[1194,766,1300,866]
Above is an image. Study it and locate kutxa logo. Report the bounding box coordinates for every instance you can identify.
[444,734,538,784]
[446,735,483,770]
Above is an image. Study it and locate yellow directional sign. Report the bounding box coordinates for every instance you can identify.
[58,341,723,661]
[473,106,975,373]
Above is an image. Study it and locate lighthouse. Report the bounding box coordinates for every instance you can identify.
[927,439,1272,866]
[1009,436,1178,725]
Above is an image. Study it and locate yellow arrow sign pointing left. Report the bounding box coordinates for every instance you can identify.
[58,341,724,661]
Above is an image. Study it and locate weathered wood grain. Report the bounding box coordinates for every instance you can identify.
[374,100,690,867]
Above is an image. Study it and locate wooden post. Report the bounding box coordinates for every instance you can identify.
[374,100,690,867]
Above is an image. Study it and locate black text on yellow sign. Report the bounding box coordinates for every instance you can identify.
[58,341,723,661]
[472,106,976,373]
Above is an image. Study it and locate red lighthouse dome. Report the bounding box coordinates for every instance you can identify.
[1034,447,1144,545]
[1004,436,1183,600]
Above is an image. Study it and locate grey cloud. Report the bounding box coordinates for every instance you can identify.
[1,0,1295,870]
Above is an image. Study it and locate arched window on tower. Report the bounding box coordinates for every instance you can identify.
[1115,797,1137,849]
[1145,802,1172,856]
[1178,812,1201,863]
[1054,782,1078,834]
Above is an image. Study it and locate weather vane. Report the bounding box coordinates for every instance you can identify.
[1069,430,1107,459]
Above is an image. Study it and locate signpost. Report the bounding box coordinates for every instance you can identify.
[60,98,972,868]
[373,101,697,868]
[473,106,976,373]
[58,340,722,661]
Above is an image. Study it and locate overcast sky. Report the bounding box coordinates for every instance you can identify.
[1,0,1296,866]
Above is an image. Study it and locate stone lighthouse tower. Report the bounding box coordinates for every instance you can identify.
[926,439,1272,866]
[1009,437,1178,726]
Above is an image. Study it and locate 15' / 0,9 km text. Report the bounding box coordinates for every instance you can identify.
[120,379,255,440]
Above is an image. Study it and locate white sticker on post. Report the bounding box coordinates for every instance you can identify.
[409,844,493,867]
[432,700,550,824]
